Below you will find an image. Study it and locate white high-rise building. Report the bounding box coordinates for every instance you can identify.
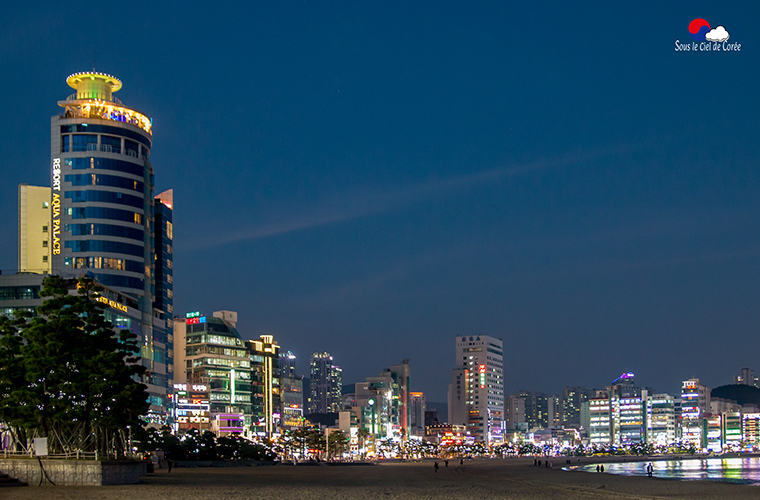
[447,335,504,445]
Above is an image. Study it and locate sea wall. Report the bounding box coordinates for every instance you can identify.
[0,458,147,486]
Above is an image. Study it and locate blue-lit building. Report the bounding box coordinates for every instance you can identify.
[49,71,173,421]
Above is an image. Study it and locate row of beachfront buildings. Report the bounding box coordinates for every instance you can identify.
[502,372,760,453]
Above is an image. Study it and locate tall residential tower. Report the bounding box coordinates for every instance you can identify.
[448,335,504,445]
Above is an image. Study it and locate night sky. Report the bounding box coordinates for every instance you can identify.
[1,2,758,402]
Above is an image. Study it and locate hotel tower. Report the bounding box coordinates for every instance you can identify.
[50,71,174,421]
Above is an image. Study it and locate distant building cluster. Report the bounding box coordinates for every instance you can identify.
[502,370,760,453]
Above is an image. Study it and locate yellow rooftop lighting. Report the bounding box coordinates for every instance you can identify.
[66,72,122,101]
[67,71,122,91]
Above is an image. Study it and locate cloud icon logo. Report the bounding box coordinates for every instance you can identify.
[705,26,730,42]
[689,18,711,41]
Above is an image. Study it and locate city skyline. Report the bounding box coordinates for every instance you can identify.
[1,2,759,401]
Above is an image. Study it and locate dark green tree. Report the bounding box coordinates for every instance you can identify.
[0,276,149,456]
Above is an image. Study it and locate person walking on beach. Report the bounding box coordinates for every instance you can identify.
[647,463,653,478]
[434,461,439,473]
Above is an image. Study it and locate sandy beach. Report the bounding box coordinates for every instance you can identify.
[3,458,758,499]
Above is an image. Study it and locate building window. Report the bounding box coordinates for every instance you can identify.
[166,222,173,240]
[42,201,49,209]
[42,225,48,233]
[42,256,48,263]
[42,241,48,248]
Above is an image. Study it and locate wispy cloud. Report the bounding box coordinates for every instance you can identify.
[188,145,632,250]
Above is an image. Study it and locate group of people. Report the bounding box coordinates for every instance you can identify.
[433,458,464,472]
[533,458,553,469]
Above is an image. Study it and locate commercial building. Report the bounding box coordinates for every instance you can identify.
[174,311,253,432]
[448,335,504,445]
[279,351,305,430]
[47,71,173,420]
[247,334,281,437]
[309,352,342,413]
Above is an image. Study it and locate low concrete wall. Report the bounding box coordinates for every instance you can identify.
[0,458,147,486]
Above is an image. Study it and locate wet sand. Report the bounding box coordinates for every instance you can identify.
[3,457,759,499]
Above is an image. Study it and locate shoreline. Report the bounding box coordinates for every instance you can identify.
[4,457,759,499]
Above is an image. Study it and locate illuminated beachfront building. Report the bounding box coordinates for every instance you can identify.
[247,335,281,437]
[49,71,173,420]
[586,392,611,444]
[448,336,504,445]
[681,378,710,448]
[646,394,676,446]
[743,413,760,449]
[174,311,253,434]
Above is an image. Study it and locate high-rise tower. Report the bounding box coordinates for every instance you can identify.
[309,352,342,413]
[448,335,505,445]
[50,71,173,421]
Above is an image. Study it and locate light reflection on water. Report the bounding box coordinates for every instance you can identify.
[579,457,760,485]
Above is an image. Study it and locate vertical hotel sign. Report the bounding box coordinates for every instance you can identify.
[51,158,62,255]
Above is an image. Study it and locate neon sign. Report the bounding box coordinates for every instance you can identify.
[186,316,206,325]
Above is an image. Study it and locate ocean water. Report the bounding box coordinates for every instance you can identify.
[579,457,760,485]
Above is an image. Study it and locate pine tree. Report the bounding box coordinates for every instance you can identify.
[0,276,149,456]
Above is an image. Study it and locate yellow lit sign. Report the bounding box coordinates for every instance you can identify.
[51,158,62,255]
[95,295,128,313]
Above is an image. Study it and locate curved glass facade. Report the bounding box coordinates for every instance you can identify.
[65,223,144,241]
[70,206,143,224]
[60,124,152,149]
[65,190,144,209]
[65,174,144,192]
[66,157,145,177]
[90,273,145,291]
[70,256,144,273]
[65,239,145,257]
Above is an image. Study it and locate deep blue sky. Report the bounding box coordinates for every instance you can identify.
[1,2,758,401]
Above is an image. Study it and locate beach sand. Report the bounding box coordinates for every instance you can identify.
[3,457,758,499]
